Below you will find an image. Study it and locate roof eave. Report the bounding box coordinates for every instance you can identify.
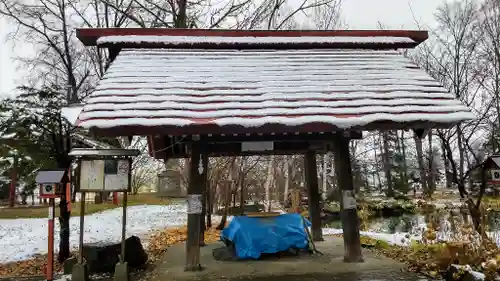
[84,120,469,138]
[96,41,421,50]
[76,28,429,49]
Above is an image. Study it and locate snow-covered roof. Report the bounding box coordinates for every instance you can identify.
[76,48,474,136]
[486,155,500,168]
[492,158,500,168]
[71,133,116,149]
[61,105,84,125]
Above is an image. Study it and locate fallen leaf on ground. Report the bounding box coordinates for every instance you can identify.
[147,226,221,262]
[0,254,63,277]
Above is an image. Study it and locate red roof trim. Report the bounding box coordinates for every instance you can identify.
[76,28,428,49]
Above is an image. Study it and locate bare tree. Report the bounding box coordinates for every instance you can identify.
[477,0,500,152]
[100,0,338,30]
[123,137,164,194]
[409,0,495,230]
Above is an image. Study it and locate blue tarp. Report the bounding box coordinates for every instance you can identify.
[220,213,311,259]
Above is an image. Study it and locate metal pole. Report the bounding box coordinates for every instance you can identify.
[78,192,86,264]
[120,191,128,263]
[47,197,55,281]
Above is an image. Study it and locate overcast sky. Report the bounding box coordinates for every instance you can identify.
[0,0,442,98]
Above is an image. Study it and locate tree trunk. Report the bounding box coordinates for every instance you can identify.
[58,189,70,263]
[216,181,227,230]
[71,184,77,203]
[395,131,404,181]
[206,181,212,228]
[239,177,245,215]
[232,189,236,207]
[264,155,274,212]
[442,141,452,188]
[217,158,237,230]
[457,125,465,185]
[176,0,188,28]
[466,166,487,234]
[283,155,291,204]
[55,155,71,263]
[381,132,394,197]
[373,135,382,190]
[427,130,436,195]
[322,153,328,197]
[414,133,428,195]
[400,131,408,181]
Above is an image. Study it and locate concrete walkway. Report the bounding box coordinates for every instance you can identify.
[150,236,430,281]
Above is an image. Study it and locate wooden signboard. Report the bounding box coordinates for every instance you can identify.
[78,159,131,192]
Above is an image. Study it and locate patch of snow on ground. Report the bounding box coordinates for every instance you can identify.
[0,203,217,263]
[451,265,486,281]
[322,228,421,246]
[0,201,422,264]
[1,200,481,266]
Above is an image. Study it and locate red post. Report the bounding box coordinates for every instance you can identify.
[8,154,17,208]
[47,197,55,281]
[113,192,119,205]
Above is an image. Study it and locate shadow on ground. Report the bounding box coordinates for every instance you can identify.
[214,272,432,281]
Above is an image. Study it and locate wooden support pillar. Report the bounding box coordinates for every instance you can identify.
[200,153,209,246]
[304,150,323,241]
[185,143,204,271]
[333,134,363,263]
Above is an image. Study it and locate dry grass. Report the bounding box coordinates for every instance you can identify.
[0,193,173,219]
[368,207,500,280]
[427,190,461,200]
[480,196,500,211]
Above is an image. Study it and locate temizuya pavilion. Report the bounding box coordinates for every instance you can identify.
[73,28,474,270]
